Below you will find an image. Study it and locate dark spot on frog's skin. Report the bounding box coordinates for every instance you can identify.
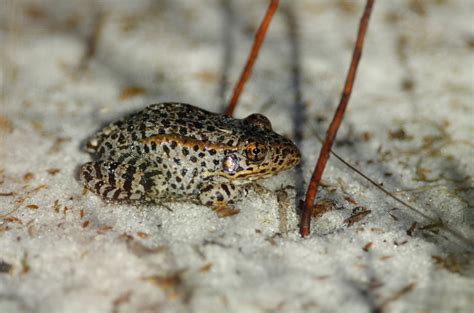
[166,171,172,179]
[163,145,170,155]
[140,175,154,191]
[158,128,166,135]
[156,157,162,164]
[198,152,205,158]
[206,201,213,206]
[123,168,136,192]
[173,158,181,165]
[112,189,122,200]
[209,149,217,155]
[177,112,186,119]
[144,145,150,153]
[127,125,134,131]
[206,125,215,132]
[181,168,188,176]
[179,127,187,136]
[216,192,224,202]
[194,121,203,129]
[227,140,234,146]
[201,185,213,192]
[201,161,206,167]
[106,161,119,171]
[193,145,199,152]
[213,159,219,166]
[170,183,177,189]
[111,133,118,140]
[118,134,125,144]
[190,156,197,163]
[221,184,230,197]
[278,159,284,166]
[138,162,148,171]
[151,142,157,150]
[182,147,189,156]
[217,135,225,142]
[82,170,93,182]
[176,176,182,183]
[170,141,177,149]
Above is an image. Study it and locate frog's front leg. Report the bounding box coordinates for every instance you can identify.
[198,182,243,217]
[80,158,167,202]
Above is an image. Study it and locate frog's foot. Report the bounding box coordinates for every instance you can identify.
[246,183,271,195]
[198,182,242,217]
[212,203,240,218]
[80,160,149,202]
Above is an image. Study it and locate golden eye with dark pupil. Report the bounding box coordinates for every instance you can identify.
[245,143,266,162]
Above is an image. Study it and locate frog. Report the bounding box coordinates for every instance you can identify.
[80,102,301,217]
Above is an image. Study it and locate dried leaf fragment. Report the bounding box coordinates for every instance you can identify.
[362,242,373,252]
[143,271,184,299]
[47,168,61,175]
[0,260,13,273]
[312,199,338,219]
[120,86,145,100]
[344,207,371,227]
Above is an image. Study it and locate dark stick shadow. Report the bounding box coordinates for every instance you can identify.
[284,4,306,207]
[217,0,236,112]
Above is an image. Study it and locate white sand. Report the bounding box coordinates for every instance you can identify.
[1,1,473,312]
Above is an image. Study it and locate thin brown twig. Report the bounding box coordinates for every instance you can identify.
[300,0,375,237]
[225,0,279,116]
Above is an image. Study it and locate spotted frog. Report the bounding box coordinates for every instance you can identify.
[80,103,300,216]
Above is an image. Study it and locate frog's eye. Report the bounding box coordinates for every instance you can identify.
[244,143,267,162]
[244,114,272,130]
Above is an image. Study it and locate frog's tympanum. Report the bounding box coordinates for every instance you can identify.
[80,103,300,216]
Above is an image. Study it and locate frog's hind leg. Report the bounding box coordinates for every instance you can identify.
[80,158,166,202]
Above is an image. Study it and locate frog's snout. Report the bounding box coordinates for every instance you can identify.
[286,142,302,168]
[275,140,301,172]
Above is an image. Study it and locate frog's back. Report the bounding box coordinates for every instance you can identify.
[85,103,244,159]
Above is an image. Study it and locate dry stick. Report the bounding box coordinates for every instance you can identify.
[225,0,279,116]
[300,0,375,237]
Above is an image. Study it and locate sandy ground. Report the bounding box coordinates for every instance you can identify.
[1,1,473,312]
